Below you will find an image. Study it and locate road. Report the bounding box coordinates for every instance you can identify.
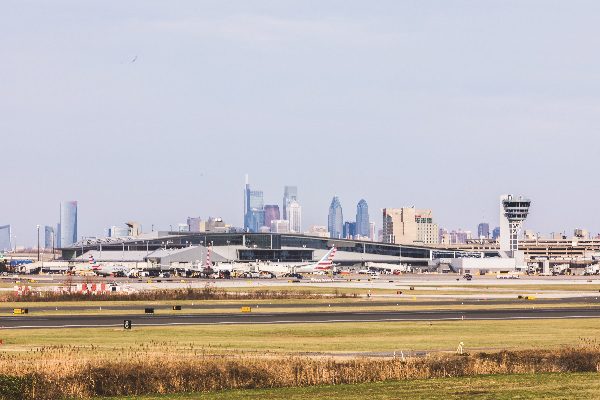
[2,307,600,329]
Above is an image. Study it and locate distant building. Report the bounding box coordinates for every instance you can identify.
[264,205,281,229]
[44,226,55,249]
[282,186,298,222]
[477,223,490,239]
[0,225,11,252]
[382,208,438,245]
[59,201,78,247]
[523,230,537,240]
[355,199,370,238]
[492,227,501,240]
[343,222,356,239]
[187,217,203,232]
[574,229,589,239]
[177,223,189,232]
[286,201,302,233]
[271,219,290,233]
[243,177,264,233]
[369,222,376,241]
[109,226,130,238]
[306,225,329,238]
[328,196,344,239]
[206,217,227,232]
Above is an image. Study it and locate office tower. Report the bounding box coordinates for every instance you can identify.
[369,222,376,241]
[56,222,61,248]
[343,221,356,239]
[282,186,298,220]
[60,201,78,247]
[263,205,281,229]
[355,199,370,238]
[187,217,203,232]
[287,200,302,233]
[243,176,264,232]
[328,196,343,239]
[382,208,439,245]
[270,219,290,233]
[44,226,54,249]
[492,226,501,240]
[0,225,11,252]
[477,223,490,239]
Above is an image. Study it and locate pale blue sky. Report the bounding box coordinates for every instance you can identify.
[2,1,600,246]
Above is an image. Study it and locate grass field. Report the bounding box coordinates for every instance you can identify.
[107,373,600,399]
[3,318,599,354]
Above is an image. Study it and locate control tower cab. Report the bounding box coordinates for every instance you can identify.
[500,195,531,253]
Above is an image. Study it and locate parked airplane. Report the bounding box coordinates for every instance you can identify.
[242,246,338,276]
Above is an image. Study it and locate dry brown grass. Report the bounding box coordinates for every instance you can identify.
[1,340,599,399]
[0,286,356,303]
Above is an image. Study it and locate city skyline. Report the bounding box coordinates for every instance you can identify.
[3,2,600,245]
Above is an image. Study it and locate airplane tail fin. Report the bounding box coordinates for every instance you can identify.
[316,246,336,268]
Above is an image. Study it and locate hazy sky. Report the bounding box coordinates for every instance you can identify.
[3,1,600,246]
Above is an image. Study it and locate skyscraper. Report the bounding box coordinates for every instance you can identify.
[477,223,490,239]
[264,205,281,229]
[355,199,370,238]
[287,200,302,233]
[328,196,343,239]
[44,226,55,249]
[59,201,78,247]
[243,176,265,232]
[492,227,501,240]
[343,221,356,239]
[0,225,11,252]
[282,186,298,221]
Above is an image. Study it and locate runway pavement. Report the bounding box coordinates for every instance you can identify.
[1,296,599,314]
[2,307,600,329]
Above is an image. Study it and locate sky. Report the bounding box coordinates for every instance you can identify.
[2,0,600,247]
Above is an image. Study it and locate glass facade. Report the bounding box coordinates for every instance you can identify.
[355,199,369,237]
[60,201,78,247]
[263,205,280,229]
[44,226,54,249]
[328,196,343,239]
[244,182,265,232]
[282,185,298,220]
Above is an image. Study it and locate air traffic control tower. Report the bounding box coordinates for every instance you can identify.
[499,195,531,254]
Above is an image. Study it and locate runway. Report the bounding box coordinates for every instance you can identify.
[1,296,599,314]
[2,307,600,329]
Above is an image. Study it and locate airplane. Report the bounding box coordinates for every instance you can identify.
[294,246,338,274]
[239,246,338,276]
[72,255,132,277]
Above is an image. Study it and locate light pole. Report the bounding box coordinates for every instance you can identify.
[36,225,40,261]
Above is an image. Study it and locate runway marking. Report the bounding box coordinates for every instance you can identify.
[1,315,599,329]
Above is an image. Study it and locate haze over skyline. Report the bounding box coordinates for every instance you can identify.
[3,1,600,246]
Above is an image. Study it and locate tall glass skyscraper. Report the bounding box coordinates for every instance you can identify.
[282,186,298,220]
[59,201,78,247]
[44,226,55,249]
[244,176,265,232]
[328,196,343,239]
[0,225,11,252]
[355,199,370,238]
[477,222,490,239]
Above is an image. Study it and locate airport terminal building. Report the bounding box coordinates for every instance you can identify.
[59,232,497,271]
